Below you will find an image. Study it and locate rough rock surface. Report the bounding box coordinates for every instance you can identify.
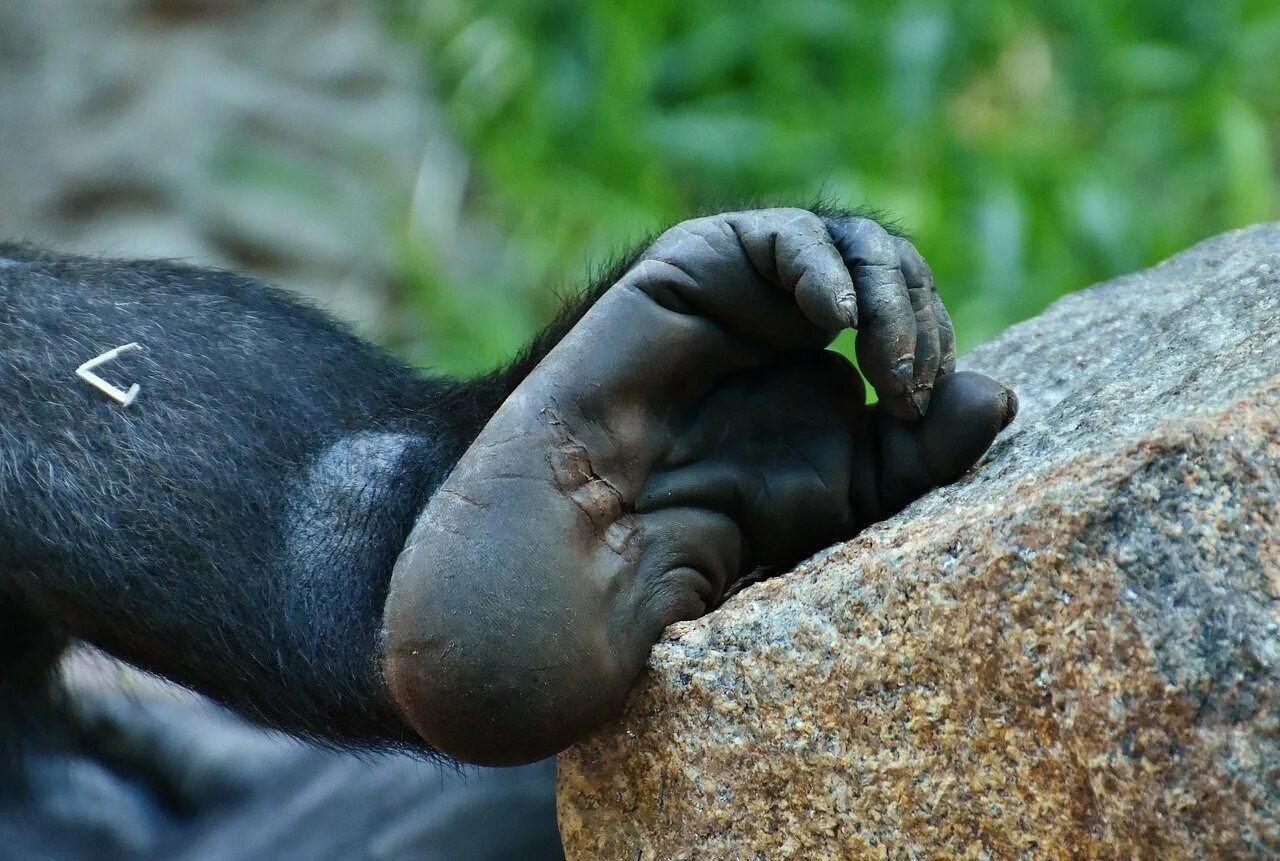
[558,225,1280,859]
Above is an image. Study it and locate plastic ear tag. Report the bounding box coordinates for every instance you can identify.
[76,342,144,407]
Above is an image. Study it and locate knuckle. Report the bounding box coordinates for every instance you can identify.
[838,218,898,267]
[780,207,825,230]
[731,207,825,241]
[652,217,734,263]
[851,215,891,242]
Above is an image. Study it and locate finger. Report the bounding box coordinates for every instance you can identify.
[894,236,941,415]
[726,208,858,334]
[823,217,918,422]
[855,370,1017,521]
[932,291,957,374]
[633,216,835,352]
[918,370,1017,481]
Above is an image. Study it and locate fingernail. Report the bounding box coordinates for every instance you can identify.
[911,388,931,417]
[838,296,858,328]
[1001,387,1019,428]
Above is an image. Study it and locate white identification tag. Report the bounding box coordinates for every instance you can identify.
[76,342,144,407]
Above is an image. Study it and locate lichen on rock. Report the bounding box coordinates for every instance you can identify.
[557,224,1280,859]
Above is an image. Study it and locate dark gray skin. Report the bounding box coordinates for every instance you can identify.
[382,209,1016,765]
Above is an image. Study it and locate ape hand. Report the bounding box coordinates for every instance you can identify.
[381,209,1016,765]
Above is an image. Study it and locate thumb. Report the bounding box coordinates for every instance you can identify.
[867,370,1016,517]
[919,370,1018,483]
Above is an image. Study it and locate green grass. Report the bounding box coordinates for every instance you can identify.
[388,0,1280,375]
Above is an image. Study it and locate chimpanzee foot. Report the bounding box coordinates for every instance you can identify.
[381,209,1015,765]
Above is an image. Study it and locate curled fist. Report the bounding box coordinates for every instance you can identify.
[382,209,1017,764]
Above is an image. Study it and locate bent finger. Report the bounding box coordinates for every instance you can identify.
[824,217,918,422]
[858,370,1017,519]
[727,208,858,334]
[894,236,941,415]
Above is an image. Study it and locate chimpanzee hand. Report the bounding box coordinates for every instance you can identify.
[381,209,1016,765]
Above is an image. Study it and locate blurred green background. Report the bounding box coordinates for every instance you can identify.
[388,0,1280,375]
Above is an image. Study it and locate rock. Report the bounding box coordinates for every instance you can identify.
[557,225,1280,859]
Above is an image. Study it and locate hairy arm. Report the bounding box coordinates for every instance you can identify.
[0,207,1014,763]
[0,244,488,746]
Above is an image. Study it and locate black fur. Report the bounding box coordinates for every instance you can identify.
[0,241,586,751]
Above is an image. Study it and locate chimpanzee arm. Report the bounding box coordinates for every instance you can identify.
[0,240,636,749]
[0,245,476,746]
[0,208,1014,762]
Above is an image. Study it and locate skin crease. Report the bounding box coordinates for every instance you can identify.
[382,209,1016,766]
[0,206,1013,775]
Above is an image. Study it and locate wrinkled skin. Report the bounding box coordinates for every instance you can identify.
[383,210,1016,765]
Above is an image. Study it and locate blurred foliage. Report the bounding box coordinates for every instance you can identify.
[388,0,1280,375]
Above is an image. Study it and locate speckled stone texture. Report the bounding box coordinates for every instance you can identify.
[557,224,1280,860]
